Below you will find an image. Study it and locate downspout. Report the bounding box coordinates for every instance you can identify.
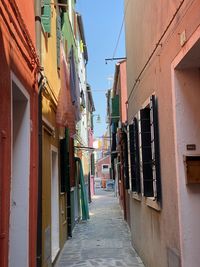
[34,1,42,266]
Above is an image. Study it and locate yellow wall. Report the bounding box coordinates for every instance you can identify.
[41,2,67,266]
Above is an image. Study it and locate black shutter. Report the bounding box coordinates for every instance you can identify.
[60,137,70,192]
[150,95,162,201]
[91,153,95,176]
[129,119,140,193]
[123,130,130,190]
[140,108,153,197]
[129,123,134,189]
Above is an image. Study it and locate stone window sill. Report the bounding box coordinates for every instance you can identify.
[144,197,161,211]
[131,192,142,202]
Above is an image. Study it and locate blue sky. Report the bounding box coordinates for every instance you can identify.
[76,0,125,138]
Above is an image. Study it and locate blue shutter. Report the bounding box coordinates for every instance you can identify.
[56,13,62,68]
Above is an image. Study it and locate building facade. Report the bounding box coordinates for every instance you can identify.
[125,0,200,266]
[0,1,39,266]
[110,60,130,222]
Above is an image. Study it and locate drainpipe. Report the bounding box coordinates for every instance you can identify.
[35,0,41,61]
[35,1,42,266]
[37,77,44,267]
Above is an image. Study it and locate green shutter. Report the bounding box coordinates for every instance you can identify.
[91,153,95,175]
[41,0,51,34]
[111,95,119,122]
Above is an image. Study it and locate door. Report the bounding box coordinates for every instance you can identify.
[9,78,30,267]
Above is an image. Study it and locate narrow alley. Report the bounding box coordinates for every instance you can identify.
[55,189,144,267]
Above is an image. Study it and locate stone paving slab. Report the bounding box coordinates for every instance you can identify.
[55,189,145,267]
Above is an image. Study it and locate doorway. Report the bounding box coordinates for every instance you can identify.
[9,76,30,267]
[51,147,60,262]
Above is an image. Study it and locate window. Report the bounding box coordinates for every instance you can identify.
[128,95,161,202]
[102,164,109,174]
[41,0,51,34]
[140,95,161,201]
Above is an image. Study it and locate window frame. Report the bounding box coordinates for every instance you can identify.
[128,95,162,206]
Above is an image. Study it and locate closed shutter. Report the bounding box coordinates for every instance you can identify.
[150,95,162,201]
[111,95,119,123]
[140,108,153,197]
[56,13,62,69]
[41,0,51,34]
[60,136,70,193]
[129,119,140,193]
[91,153,95,176]
[123,130,129,190]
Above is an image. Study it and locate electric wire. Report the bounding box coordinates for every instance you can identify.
[127,0,185,103]
[112,0,130,60]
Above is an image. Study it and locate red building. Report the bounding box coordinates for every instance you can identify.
[96,155,111,187]
[0,1,39,266]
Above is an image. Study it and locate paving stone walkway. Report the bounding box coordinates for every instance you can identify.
[55,188,145,267]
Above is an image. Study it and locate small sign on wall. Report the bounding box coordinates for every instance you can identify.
[186,144,196,151]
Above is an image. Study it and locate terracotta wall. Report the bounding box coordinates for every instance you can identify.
[96,156,110,180]
[0,1,38,266]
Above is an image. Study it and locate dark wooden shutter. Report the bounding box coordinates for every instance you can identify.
[91,153,95,176]
[60,137,70,192]
[129,119,140,193]
[140,108,153,197]
[123,130,130,190]
[56,13,62,69]
[150,95,162,201]
[129,123,134,189]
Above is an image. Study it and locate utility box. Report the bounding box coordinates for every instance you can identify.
[184,155,200,184]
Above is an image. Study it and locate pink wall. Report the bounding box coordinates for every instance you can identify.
[125,0,200,266]
[119,62,127,123]
[172,25,200,267]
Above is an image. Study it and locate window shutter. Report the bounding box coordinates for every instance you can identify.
[140,108,153,197]
[123,130,130,190]
[91,153,95,176]
[41,0,51,34]
[129,119,140,193]
[56,13,62,69]
[60,137,70,193]
[150,95,162,201]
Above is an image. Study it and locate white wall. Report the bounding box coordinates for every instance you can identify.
[9,77,30,267]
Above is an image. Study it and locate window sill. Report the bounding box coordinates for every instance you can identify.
[145,197,161,211]
[131,192,142,202]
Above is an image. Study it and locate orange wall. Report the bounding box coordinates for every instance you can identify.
[0,1,38,266]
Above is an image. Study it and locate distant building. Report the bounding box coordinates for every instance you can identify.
[96,156,111,187]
